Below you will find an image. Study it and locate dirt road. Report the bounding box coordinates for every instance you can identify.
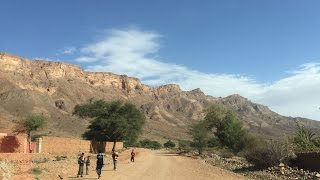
[70,149,244,180]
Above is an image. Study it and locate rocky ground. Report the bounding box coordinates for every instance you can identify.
[265,163,320,180]
[178,150,320,180]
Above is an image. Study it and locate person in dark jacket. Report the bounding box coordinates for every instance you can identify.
[77,153,85,178]
[96,152,104,179]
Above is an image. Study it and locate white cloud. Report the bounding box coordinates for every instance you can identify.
[255,63,320,119]
[61,47,77,55]
[74,28,320,120]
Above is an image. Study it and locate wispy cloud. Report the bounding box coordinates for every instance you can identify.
[72,28,320,120]
[61,47,77,55]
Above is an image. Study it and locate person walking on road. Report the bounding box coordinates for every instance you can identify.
[77,153,85,178]
[131,149,136,162]
[96,151,104,179]
[112,151,119,170]
[85,156,91,175]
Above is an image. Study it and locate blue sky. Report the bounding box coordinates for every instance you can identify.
[1,1,320,120]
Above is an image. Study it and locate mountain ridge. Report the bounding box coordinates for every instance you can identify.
[1,52,319,141]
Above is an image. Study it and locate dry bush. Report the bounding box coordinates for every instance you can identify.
[243,138,295,168]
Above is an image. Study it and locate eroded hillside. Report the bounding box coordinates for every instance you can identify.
[0,53,319,141]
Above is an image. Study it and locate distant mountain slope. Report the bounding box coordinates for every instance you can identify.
[1,53,319,141]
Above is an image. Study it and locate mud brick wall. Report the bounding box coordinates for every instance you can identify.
[0,135,27,153]
[105,141,123,152]
[295,152,320,171]
[41,136,91,154]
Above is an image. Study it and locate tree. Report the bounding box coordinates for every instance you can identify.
[207,137,220,148]
[205,104,248,153]
[16,114,47,152]
[189,120,208,154]
[204,104,229,129]
[164,140,176,148]
[74,100,145,150]
[214,112,247,152]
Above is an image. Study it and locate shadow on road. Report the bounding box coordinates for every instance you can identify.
[68,177,98,179]
[102,169,116,171]
[156,153,179,157]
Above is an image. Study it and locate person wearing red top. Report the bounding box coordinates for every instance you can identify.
[131,149,136,162]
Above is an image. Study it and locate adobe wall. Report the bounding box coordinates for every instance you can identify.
[41,136,91,154]
[40,136,123,154]
[0,134,27,153]
[0,134,124,154]
[105,141,123,152]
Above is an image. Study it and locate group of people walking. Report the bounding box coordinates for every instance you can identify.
[77,149,136,179]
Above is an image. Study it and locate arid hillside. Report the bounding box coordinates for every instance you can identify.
[1,53,320,141]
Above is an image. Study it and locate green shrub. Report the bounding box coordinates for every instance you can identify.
[164,140,176,148]
[139,139,162,149]
[55,155,67,161]
[151,141,162,149]
[32,158,49,164]
[31,168,42,175]
[207,137,220,148]
[139,139,152,148]
[292,125,320,152]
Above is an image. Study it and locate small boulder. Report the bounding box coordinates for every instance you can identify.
[55,100,67,111]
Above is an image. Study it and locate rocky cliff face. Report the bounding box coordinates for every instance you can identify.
[1,53,320,140]
[0,53,150,95]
